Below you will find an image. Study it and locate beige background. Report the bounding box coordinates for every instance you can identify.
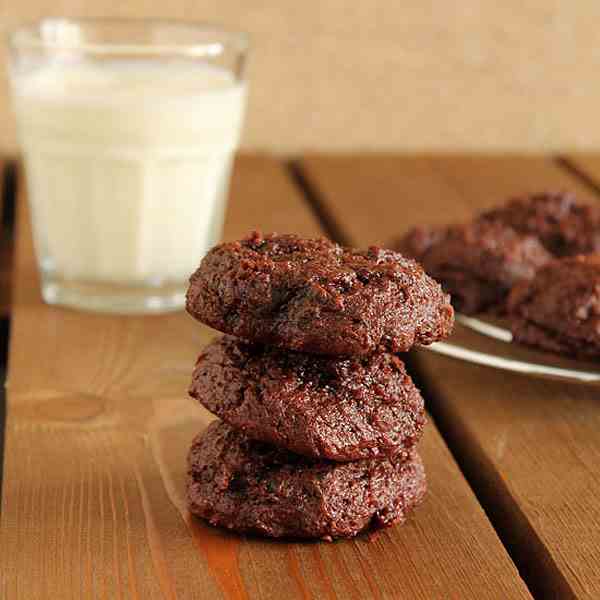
[2,2,600,153]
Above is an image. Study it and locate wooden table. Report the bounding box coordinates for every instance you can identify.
[1,154,599,599]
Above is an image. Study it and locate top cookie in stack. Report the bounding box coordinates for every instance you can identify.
[186,231,454,356]
[184,232,454,540]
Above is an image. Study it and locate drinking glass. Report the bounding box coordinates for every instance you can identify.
[8,18,248,313]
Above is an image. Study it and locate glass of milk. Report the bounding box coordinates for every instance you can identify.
[8,18,248,313]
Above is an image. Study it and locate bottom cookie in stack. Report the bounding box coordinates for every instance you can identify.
[187,420,426,541]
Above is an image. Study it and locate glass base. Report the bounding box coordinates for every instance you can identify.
[41,278,187,315]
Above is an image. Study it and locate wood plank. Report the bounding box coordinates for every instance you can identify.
[299,155,600,248]
[300,154,600,599]
[0,154,531,599]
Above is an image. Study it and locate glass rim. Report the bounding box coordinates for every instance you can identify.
[8,17,249,58]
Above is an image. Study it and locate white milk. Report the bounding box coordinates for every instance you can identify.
[12,60,246,286]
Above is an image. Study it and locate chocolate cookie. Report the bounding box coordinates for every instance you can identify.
[395,226,446,259]
[480,192,600,257]
[187,421,426,540]
[396,221,551,314]
[189,335,426,462]
[507,255,600,359]
[186,232,454,356]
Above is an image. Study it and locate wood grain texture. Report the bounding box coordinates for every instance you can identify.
[299,155,600,248]
[300,154,600,599]
[0,154,532,599]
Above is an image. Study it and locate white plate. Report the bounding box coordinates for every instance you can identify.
[423,314,600,384]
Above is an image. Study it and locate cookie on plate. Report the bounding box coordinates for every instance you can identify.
[507,254,600,359]
[186,232,454,356]
[187,421,426,540]
[189,335,426,462]
[479,191,600,257]
[396,221,551,314]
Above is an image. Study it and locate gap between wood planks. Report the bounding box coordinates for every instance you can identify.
[556,156,600,198]
[286,155,600,600]
[0,158,17,514]
[288,161,352,246]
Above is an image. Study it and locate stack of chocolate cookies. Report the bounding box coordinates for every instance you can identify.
[184,232,454,540]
